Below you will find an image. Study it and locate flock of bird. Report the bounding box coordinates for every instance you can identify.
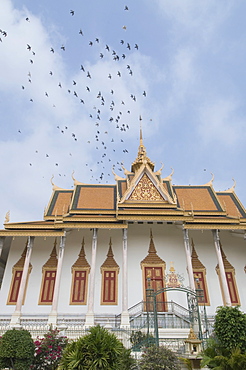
[2,5,149,184]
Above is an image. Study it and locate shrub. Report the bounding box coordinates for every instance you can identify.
[32,327,68,370]
[59,325,136,370]
[139,345,181,370]
[201,306,246,369]
[0,328,35,370]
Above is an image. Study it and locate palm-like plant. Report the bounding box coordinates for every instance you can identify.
[201,341,246,370]
[59,325,135,370]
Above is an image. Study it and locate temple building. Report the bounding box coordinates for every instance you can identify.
[0,132,245,339]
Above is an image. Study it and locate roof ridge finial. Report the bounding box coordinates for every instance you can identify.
[225,178,236,193]
[139,115,143,146]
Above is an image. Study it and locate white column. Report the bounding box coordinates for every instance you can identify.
[121,228,130,328]
[212,230,231,306]
[10,236,34,326]
[48,234,66,325]
[183,229,195,291]
[85,228,98,327]
[0,237,5,258]
[0,237,4,297]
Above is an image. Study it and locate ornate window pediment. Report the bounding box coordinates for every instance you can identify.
[39,240,57,305]
[191,240,210,306]
[7,241,32,305]
[215,243,240,306]
[70,238,90,305]
[100,239,119,305]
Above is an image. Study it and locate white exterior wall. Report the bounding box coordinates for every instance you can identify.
[0,225,245,317]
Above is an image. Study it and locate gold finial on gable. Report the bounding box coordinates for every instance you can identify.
[154,163,164,176]
[163,168,174,181]
[50,175,63,190]
[204,173,214,186]
[225,178,236,193]
[112,168,124,181]
[4,210,10,224]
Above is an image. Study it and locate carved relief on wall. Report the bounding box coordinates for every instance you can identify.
[129,173,164,201]
[166,262,181,288]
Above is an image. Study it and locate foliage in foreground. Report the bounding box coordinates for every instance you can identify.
[213,305,246,353]
[32,327,68,370]
[130,330,155,350]
[59,325,136,370]
[138,345,181,370]
[0,328,35,370]
[201,306,246,369]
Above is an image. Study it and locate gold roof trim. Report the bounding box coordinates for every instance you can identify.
[0,231,65,236]
[101,238,119,269]
[184,224,246,230]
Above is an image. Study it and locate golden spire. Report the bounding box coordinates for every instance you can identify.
[131,116,155,172]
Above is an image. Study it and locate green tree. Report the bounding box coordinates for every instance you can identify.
[213,306,246,353]
[201,306,246,369]
[0,328,35,370]
[138,345,181,370]
[32,327,68,370]
[59,325,135,370]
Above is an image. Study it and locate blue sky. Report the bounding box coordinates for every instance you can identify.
[1,0,246,225]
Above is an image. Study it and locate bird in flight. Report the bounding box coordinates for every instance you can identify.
[70,10,75,16]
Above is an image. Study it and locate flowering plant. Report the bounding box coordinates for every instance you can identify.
[31,327,68,370]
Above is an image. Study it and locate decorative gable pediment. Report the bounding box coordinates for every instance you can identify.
[129,173,165,201]
[119,164,175,204]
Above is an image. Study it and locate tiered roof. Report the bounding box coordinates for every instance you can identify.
[1,130,246,236]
